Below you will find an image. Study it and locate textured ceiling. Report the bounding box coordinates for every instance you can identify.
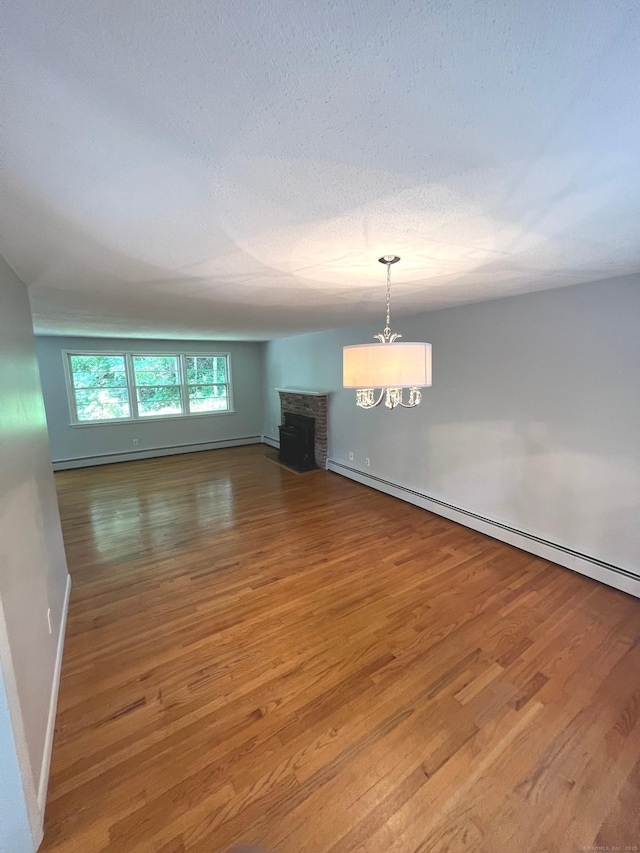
[2,0,639,340]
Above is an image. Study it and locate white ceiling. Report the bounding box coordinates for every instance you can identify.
[2,1,639,340]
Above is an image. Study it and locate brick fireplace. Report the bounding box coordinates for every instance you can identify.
[277,389,328,468]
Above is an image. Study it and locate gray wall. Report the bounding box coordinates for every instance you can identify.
[0,259,70,851]
[36,336,265,465]
[263,276,640,574]
[0,676,33,853]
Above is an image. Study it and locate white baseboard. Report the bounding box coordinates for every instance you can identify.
[262,435,280,449]
[327,460,640,600]
[37,573,71,812]
[52,436,263,470]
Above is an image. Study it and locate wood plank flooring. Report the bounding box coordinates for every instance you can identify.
[42,444,640,853]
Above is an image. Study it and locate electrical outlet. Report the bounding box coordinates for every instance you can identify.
[47,608,52,635]
[349,451,354,461]
[366,457,371,467]
[133,439,139,446]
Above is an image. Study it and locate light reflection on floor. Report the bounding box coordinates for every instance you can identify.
[88,476,234,562]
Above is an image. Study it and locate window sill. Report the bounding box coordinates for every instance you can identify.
[69,410,237,427]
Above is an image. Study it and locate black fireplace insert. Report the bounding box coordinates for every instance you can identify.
[278,412,316,471]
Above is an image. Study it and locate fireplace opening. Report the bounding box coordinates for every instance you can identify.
[278,412,316,471]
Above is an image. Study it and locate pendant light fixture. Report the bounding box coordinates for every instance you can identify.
[343,256,432,409]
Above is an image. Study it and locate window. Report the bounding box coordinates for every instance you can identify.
[132,355,182,417]
[68,354,131,421]
[66,352,232,423]
[185,355,229,413]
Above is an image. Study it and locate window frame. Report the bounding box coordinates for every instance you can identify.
[64,350,234,426]
[130,353,184,419]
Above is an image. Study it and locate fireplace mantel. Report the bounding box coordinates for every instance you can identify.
[275,388,328,396]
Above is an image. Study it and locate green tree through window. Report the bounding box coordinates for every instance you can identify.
[67,352,231,422]
[69,355,130,421]
[133,356,182,417]
[186,356,229,412]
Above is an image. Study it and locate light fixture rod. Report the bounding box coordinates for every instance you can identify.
[385,261,391,333]
[377,255,401,344]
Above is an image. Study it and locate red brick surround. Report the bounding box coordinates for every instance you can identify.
[278,391,328,468]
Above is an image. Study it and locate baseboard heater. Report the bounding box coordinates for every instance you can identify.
[327,459,640,600]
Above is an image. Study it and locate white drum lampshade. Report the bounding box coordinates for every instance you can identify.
[343,342,432,389]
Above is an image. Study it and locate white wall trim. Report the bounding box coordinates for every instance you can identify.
[37,573,71,813]
[52,435,263,470]
[327,459,640,600]
[262,434,279,449]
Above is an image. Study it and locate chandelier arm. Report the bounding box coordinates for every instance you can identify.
[397,388,422,408]
[355,387,422,409]
[356,389,385,409]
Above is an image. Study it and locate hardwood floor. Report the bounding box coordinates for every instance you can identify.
[42,445,640,853]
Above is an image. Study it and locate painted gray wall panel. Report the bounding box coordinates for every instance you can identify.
[0,258,70,848]
[0,675,34,853]
[264,276,640,573]
[36,336,265,462]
